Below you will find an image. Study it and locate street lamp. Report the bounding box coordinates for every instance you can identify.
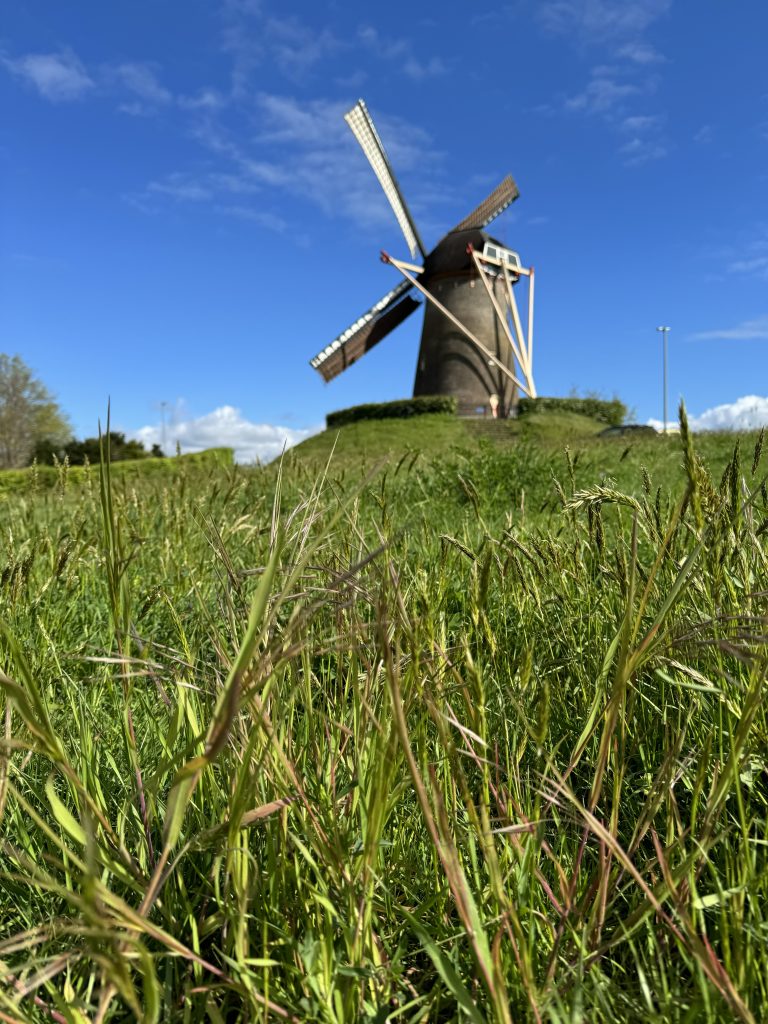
[656,326,670,434]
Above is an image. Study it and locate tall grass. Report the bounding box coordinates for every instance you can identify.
[0,412,766,1021]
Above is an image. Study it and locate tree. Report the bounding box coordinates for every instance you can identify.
[33,432,163,466]
[0,354,72,469]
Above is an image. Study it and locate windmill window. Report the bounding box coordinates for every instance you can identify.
[482,241,521,270]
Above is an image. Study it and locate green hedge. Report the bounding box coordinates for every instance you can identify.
[326,396,457,429]
[517,395,627,426]
[0,447,234,496]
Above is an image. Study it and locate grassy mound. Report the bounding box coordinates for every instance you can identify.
[284,409,605,473]
[0,420,766,1020]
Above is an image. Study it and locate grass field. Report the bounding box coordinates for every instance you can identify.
[0,410,766,1022]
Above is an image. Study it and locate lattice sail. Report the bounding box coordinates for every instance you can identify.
[310,280,420,382]
[450,175,520,233]
[345,100,425,260]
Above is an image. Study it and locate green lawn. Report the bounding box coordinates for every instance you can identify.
[0,414,766,1022]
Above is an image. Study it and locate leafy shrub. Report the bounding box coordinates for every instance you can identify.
[326,395,457,428]
[518,395,627,426]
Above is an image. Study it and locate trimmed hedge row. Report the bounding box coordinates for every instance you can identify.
[326,395,457,428]
[518,395,627,426]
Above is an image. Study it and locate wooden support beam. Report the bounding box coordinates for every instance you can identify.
[501,263,537,398]
[469,248,530,378]
[384,254,529,394]
[527,266,535,377]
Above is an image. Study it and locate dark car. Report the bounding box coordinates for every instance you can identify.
[599,424,658,438]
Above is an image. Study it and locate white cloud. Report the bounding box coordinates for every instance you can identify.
[131,405,320,463]
[690,316,768,341]
[651,396,768,433]
[4,49,93,101]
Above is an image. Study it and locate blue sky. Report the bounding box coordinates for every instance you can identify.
[2,0,767,460]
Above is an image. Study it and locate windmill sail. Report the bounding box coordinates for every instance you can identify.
[450,175,520,233]
[310,280,420,382]
[345,100,426,260]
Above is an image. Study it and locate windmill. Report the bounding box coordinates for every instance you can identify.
[309,99,537,417]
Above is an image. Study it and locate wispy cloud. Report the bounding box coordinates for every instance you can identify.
[702,225,768,282]
[357,26,410,60]
[131,92,440,238]
[215,205,288,232]
[131,405,319,463]
[403,56,448,80]
[147,173,213,202]
[724,229,768,279]
[728,256,768,277]
[621,113,662,132]
[263,16,343,79]
[538,0,671,42]
[562,59,667,164]
[178,88,226,111]
[108,61,174,115]
[358,24,447,82]
[222,0,262,14]
[618,136,666,164]
[617,112,666,163]
[254,93,349,145]
[617,41,666,64]
[565,74,639,113]
[3,48,94,101]
[114,63,172,104]
[690,316,768,341]
[219,2,263,97]
[538,0,669,166]
[2,46,227,120]
[694,123,713,144]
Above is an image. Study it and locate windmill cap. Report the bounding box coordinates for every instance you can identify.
[422,228,503,280]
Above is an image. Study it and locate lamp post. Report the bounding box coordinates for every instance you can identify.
[656,326,670,434]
